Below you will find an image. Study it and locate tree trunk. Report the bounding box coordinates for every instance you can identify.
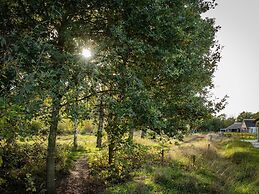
[108,141,114,165]
[107,114,115,165]
[128,128,134,141]
[161,149,164,164]
[96,97,104,148]
[141,130,146,138]
[73,117,78,150]
[46,96,61,194]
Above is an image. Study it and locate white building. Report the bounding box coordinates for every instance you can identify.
[241,119,257,133]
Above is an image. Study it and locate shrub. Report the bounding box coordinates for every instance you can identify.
[0,142,46,192]
[0,141,69,193]
[29,120,45,135]
[80,120,96,134]
[57,119,73,135]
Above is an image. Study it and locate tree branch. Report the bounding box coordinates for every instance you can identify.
[60,89,116,107]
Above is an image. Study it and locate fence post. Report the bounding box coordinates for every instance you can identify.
[192,155,196,167]
[161,149,164,164]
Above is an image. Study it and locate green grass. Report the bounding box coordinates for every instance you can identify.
[7,133,259,194]
[224,132,256,140]
[105,136,259,194]
[105,163,222,194]
[218,140,259,194]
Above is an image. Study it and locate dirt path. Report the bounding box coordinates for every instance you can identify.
[183,134,206,143]
[57,158,105,194]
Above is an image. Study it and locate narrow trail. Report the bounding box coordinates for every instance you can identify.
[57,158,105,194]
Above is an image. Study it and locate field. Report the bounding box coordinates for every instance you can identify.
[1,133,259,194]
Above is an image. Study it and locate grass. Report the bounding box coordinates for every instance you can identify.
[55,133,257,194]
[224,132,256,140]
[7,132,259,193]
[105,134,259,194]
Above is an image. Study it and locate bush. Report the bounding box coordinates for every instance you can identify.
[0,141,69,193]
[58,119,96,135]
[80,120,96,134]
[89,141,156,185]
[29,120,45,135]
[58,119,73,135]
[0,142,46,192]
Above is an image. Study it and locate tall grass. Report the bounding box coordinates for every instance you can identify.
[106,135,259,194]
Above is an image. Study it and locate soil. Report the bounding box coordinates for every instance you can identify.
[57,158,105,194]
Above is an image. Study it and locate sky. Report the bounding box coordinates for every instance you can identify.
[205,0,259,117]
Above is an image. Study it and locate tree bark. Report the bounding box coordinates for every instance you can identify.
[73,117,78,150]
[108,141,114,165]
[46,96,61,194]
[107,114,115,165]
[161,149,165,164]
[128,128,134,141]
[96,97,104,148]
[141,130,146,138]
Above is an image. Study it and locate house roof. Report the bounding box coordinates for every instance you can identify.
[243,119,256,128]
[225,122,242,130]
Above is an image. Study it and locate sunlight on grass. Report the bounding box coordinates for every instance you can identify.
[105,134,259,194]
[14,133,259,194]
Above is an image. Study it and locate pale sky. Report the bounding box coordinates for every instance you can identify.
[205,0,259,117]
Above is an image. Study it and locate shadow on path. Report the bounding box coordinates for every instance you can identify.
[57,158,105,194]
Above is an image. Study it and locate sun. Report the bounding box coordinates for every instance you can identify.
[82,48,92,58]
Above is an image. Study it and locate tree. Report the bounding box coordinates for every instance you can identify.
[1,0,222,192]
[253,112,259,120]
[237,111,254,122]
[223,117,235,128]
[96,95,104,148]
[91,0,222,163]
[198,116,224,132]
[0,1,103,193]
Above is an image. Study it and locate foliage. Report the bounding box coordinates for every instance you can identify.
[79,120,96,135]
[2,133,259,193]
[198,116,225,132]
[1,0,225,192]
[222,116,236,128]
[93,0,225,164]
[198,114,236,132]
[0,141,68,193]
[220,140,259,193]
[88,140,160,184]
[57,119,73,135]
[237,111,254,122]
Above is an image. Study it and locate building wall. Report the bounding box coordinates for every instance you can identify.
[241,121,247,131]
[248,127,257,134]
